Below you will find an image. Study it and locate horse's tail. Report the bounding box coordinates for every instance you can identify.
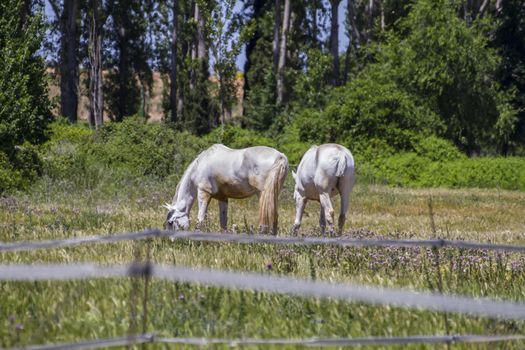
[258,154,288,235]
[335,152,348,177]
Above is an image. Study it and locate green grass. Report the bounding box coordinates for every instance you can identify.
[1,178,525,349]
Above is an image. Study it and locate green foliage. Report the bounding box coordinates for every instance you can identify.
[493,0,525,154]
[411,135,465,162]
[0,1,52,161]
[181,59,216,135]
[209,0,243,122]
[292,49,333,109]
[0,152,22,193]
[292,76,441,152]
[204,125,276,149]
[364,153,525,191]
[0,1,52,193]
[374,0,512,153]
[104,0,153,121]
[41,118,209,190]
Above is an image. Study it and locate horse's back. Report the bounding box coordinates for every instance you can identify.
[317,143,354,175]
[196,144,287,198]
[297,144,354,199]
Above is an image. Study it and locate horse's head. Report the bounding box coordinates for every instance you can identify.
[163,203,190,230]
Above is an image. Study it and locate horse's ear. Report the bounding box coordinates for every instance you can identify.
[163,203,173,210]
[292,171,297,180]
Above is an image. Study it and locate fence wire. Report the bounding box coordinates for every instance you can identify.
[1,229,525,253]
[7,333,153,350]
[6,333,525,350]
[1,263,525,321]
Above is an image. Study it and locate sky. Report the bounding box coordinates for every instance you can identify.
[44,0,351,72]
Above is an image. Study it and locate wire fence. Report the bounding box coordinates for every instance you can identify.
[9,333,525,350]
[2,228,525,349]
[2,228,525,253]
[2,262,525,320]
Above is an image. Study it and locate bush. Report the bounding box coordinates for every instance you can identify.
[204,125,277,149]
[0,152,22,193]
[411,135,465,162]
[363,152,525,191]
[40,117,209,190]
[291,76,442,152]
[420,157,525,190]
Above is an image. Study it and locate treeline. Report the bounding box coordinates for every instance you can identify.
[1,0,525,192]
[41,0,525,155]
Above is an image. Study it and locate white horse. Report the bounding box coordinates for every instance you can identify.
[164,144,288,234]
[292,144,355,235]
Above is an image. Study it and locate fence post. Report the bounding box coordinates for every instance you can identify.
[141,239,152,350]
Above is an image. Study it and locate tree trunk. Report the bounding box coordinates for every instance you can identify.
[89,0,103,129]
[311,1,318,47]
[277,0,291,105]
[496,0,503,12]
[329,0,341,86]
[170,0,179,124]
[272,0,281,74]
[368,0,375,43]
[196,3,207,61]
[243,0,264,94]
[59,0,79,123]
[343,0,361,83]
[117,13,128,122]
[380,0,385,31]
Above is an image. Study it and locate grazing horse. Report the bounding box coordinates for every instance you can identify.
[164,144,288,234]
[292,144,355,235]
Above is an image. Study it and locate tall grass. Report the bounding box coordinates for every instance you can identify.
[1,177,525,349]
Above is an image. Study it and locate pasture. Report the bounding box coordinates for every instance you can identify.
[1,177,525,349]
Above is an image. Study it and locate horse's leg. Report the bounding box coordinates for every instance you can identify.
[319,192,335,236]
[292,195,307,235]
[219,199,228,231]
[196,189,211,230]
[319,203,326,235]
[337,177,353,235]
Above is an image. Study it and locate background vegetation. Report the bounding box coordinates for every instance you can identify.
[1,0,525,348]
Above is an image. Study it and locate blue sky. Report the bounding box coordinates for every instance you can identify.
[44,0,350,71]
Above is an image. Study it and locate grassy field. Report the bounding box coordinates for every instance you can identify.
[1,178,525,349]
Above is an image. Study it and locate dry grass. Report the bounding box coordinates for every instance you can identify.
[1,182,525,349]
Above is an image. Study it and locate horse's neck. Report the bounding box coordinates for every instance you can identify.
[174,169,197,213]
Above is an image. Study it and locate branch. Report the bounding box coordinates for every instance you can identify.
[479,0,490,16]
[48,0,61,18]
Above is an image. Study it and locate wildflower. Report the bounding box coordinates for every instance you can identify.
[266,262,273,270]
[178,293,185,301]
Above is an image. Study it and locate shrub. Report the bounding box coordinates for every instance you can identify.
[40,118,209,190]
[420,157,525,190]
[291,76,442,152]
[0,152,22,193]
[363,153,525,191]
[411,135,465,162]
[204,125,276,149]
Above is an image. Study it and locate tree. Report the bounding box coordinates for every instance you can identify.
[329,0,341,86]
[49,0,80,123]
[105,0,152,121]
[169,0,179,124]
[0,0,52,155]
[210,0,243,126]
[276,0,290,105]
[87,0,105,128]
[493,0,525,154]
[272,0,281,73]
